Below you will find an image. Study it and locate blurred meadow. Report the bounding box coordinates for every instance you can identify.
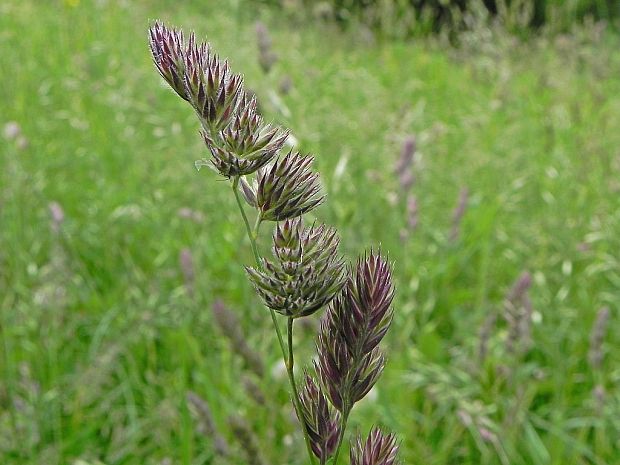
[1,0,620,464]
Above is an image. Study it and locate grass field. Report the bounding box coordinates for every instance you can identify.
[1,1,619,464]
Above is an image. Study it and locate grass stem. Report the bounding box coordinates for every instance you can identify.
[231,176,317,465]
[287,317,319,465]
[331,407,350,465]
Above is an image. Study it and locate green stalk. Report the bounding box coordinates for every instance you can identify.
[286,317,319,465]
[231,177,317,465]
[331,406,350,465]
[232,177,262,269]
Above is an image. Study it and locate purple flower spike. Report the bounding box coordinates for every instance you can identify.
[149,21,189,101]
[149,21,246,134]
[317,251,394,413]
[350,427,399,465]
[256,151,325,221]
[203,95,288,177]
[246,218,346,318]
[298,373,341,463]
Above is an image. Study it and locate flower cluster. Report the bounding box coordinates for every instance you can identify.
[149,22,189,101]
[316,251,395,413]
[246,218,346,318]
[149,21,400,465]
[298,373,341,462]
[203,95,288,177]
[350,427,400,465]
[240,151,324,221]
[149,21,286,178]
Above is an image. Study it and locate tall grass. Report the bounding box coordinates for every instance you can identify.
[1,0,619,464]
[270,0,619,37]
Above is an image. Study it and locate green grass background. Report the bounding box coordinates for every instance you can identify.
[1,0,619,464]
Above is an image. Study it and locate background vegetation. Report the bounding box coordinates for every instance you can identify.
[272,0,620,36]
[1,0,619,464]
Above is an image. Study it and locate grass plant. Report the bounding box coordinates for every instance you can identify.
[1,1,619,464]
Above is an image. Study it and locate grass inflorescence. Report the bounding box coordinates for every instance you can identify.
[1,1,619,464]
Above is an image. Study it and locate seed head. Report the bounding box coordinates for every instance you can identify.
[255,151,324,221]
[186,391,230,457]
[184,34,244,132]
[179,248,195,295]
[241,374,266,405]
[316,251,394,412]
[203,95,288,177]
[149,22,245,132]
[212,299,264,377]
[350,427,399,465]
[507,271,532,304]
[504,271,533,355]
[246,218,346,318]
[450,187,469,241]
[229,415,266,465]
[394,136,416,196]
[255,21,278,74]
[588,306,610,370]
[239,176,258,207]
[400,194,418,241]
[317,331,385,413]
[149,22,189,101]
[298,373,341,462]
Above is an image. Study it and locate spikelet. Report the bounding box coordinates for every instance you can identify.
[255,151,324,221]
[350,427,399,465]
[203,95,288,177]
[183,33,243,132]
[298,373,341,462]
[316,251,394,413]
[588,306,610,370]
[149,22,189,100]
[149,22,245,132]
[246,218,346,318]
